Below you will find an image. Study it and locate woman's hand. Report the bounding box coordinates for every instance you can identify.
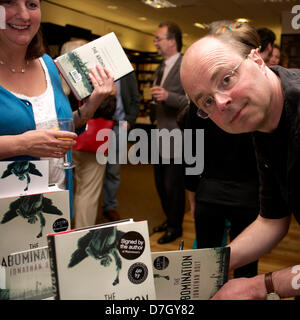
[88,65,115,106]
[20,129,77,158]
[74,65,115,128]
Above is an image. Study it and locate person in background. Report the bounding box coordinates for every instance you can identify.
[60,39,117,228]
[280,50,289,68]
[0,0,114,220]
[101,71,140,221]
[267,44,281,66]
[180,21,300,299]
[256,27,276,64]
[151,21,189,244]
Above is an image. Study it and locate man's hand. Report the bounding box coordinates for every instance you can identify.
[211,275,266,300]
[151,86,168,102]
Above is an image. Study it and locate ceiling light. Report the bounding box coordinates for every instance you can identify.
[235,18,250,23]
[107,5,118,10]
[138,17,147,21]
[193,22,209,29]
[142,0,176,9]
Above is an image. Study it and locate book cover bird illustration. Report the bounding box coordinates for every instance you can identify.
[0,190,70,267]
[47,220,156,300]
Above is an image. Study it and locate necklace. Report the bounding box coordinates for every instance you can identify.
[0,59,29,73]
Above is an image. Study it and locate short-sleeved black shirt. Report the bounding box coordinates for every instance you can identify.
[253,66,300,224]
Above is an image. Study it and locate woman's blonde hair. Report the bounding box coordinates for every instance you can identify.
[207,20,261,57]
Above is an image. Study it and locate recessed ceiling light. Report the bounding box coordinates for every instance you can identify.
[193,22,208,29]
[142,0,176,9]
[138,17,147,21]
[235,18,250,23]
[107,5,118,10]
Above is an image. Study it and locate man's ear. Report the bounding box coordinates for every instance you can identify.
[249,48,265,69]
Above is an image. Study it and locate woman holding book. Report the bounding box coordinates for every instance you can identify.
[0,0,114,218]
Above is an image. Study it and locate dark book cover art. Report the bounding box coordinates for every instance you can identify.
[48,220,156,300]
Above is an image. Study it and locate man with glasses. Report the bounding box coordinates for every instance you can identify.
[180,28,300,299]
[151,21,189,244]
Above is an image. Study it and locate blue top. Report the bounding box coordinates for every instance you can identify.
[0,54,74,220]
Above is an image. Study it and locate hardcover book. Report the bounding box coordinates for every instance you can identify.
[47,220,156,300]
[54,32,134,100]
[0,160,49,197]
[151,247,230,300]
[1,246,52,300]
[0,188,70,268]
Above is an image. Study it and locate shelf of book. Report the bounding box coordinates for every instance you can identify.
[125,49,162,122]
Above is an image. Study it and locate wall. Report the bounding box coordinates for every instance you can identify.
[41,1,156,52]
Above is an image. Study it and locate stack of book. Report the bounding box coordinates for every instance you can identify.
[0,160,71,300]
[0,161,230,300]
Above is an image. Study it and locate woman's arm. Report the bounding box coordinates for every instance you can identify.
[0,129,77,160]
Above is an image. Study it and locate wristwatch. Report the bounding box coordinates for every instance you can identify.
[265,272,280,300]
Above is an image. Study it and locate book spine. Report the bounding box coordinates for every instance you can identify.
[53,59,82,101]
[47,235,60,300]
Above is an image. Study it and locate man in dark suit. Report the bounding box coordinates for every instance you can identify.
[102,72,140,221]
[151,21,189,244]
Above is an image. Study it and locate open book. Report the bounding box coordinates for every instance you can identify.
[152,247,230,300]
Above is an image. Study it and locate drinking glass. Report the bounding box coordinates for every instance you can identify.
[56,118,76,169]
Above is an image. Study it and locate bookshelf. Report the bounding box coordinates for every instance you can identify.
[126,49,162,123]
[281,34,300,68]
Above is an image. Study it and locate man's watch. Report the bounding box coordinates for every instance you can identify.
[265,272,280,300]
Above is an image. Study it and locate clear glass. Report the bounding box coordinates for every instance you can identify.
[56,118,76,169]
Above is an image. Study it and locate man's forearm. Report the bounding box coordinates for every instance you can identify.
[228,215,291,270]
[212,265,300,300]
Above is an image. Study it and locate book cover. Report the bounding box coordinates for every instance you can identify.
[0,160,49,197]
[47,220,156,300]
[151,247,230,300]
[54,32,134,100]
[0,189,70,268]
[1,246,52,300]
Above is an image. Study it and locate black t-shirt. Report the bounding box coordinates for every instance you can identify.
[184,103,259,208]
[254,66,300,224]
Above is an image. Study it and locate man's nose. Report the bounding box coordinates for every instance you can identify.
[214,92,232,111]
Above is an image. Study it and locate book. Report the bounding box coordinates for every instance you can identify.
[54,32,134,100]
[47,220,156,300]
[151,247,230,300]
[1,246,52,300]
[0,188,70,268]
[0,160,49,197]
